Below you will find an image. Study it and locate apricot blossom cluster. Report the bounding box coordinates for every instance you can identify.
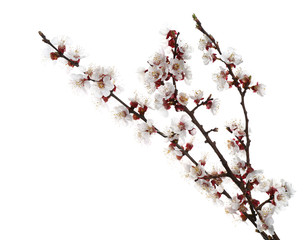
[39,15,293,240]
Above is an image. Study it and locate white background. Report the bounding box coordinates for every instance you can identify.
[1,0,304,239]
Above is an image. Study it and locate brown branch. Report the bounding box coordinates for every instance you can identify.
[191,17,252,165]
[257,195,274,211]
[182,105,246,191]
[38,31,79,67]
[110,92,200,166]
[190,94,213,113]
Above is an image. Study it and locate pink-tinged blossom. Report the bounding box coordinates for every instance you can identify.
[206,98,220,115]
[190,165,206,178]
[52,36,71,51]
[251,83,266,97]
[221,47,243,66]
[213,66,229,91]
[190,90,204,104]
[165,143,183,159]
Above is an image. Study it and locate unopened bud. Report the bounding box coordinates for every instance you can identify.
[38,31,45,38]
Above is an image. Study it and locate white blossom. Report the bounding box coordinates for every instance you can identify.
[70,73,91,92]
[209,98,220,115]
[226,119,245,137]
[258,179,273,193]
[202,48,214,65]
[221,47,243,66]
[177,92,189,106]
[198,35,212,51]
[113,106,132,124]
[245,170,263,182]
[149,51,167,66]
[169,58,185,78]
[90,76,114,98]
[146,65,164,83]
[178,42,193,60]
[190,90,203,102]
[137,120,156,144]
[66,46,86,62]
[253,83,266,97]
[257,204,275,235]
[171,114,194,141]
[158,82,175,100]
[225,196,241,214]
[213,66,229,91]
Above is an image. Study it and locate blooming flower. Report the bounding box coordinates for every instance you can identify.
[114,105,132,124]
[202,48,216,65]
[178,42,193,60]
[66,46,85,64]
[245,170,263,183]
[257,204,275,235]
[206,99,220,115]
[225,196,241,214]
[169,58,185,78]
[221,47,243,66]
[158,82,175,100]
[257,179,273,193]
[251,83,266,96]
[190,90,204,104]
[227,139,240,155]
[171,114,195,141]
[149,51,167,66]
[198,35,213,51]
[226,119,245,137]
[146,65,163,82]
[213,67,229,91]
[90,75,114,98]
[136,120,157,144]
[70,73,90,92]
[177,92,189,106]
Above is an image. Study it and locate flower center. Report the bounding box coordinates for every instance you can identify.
[97,81,105,89]
[172,63,180,71]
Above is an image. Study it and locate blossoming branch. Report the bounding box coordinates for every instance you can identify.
[38,14,294,240]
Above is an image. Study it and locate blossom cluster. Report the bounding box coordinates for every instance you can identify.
[198,34,266,96]
[142,30,219,116]
[39,16,293,240]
